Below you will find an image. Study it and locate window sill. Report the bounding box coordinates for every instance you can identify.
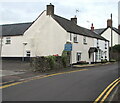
[74,41,78,43]
[5,43,11,44]
[84,42,87,45]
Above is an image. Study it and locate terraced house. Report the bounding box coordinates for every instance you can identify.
[0,4,109,64]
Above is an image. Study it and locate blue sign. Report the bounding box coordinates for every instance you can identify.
[64,43,72,51]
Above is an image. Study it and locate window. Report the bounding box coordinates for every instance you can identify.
[105,41,107,49]
[6,37,11,44]
[26,51,31,57]
[97,39,99,48]
[77,52,81,62]
[70,33,72,41]
[83,36,87,44]
[99,50,101,60]
[104,51,107,58]
[73,34,78,43]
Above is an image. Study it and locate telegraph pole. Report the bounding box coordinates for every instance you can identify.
[110,13,113,60]
[111,13,113,47]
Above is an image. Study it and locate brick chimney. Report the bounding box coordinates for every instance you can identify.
[118,25,120,31]
[46,3,54,15]
[107,19,112,27]
[91,23,94,32]
[71,16,77,24]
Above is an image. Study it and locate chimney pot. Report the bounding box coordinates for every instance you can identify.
[46,3,54,15]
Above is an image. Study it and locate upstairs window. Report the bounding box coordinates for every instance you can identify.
[6,37,11,44]
[105,41,107,49]
[73,34,78,43]
[26,51,31,57]
[83,36,87,44]
[97,39,99,48]
[70,33,72,41]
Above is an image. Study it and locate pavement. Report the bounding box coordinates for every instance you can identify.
[2,63,119,101]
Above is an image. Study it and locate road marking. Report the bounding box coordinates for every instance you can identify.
[100,80,119,103]
[0,69,88,89]
[93,77,120,103]
[0,80,15,85]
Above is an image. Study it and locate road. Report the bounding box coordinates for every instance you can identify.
[2,63,119,101]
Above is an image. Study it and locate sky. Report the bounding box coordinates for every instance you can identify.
[0,0,119,29]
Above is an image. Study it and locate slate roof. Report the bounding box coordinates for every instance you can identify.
[0,22,32,36]
[52,15,107,41]
[0,13,108,41]
[95,27,120,35]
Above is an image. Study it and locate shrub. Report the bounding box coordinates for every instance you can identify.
[101,59,108,63]
[46,56,56,69]
[110,59,116,62]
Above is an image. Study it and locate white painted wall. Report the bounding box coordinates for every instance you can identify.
[94,39,109,62]
[23,11,68,57]
[1,36,24,57]
[68,33,94,63]
[101,28,119,46]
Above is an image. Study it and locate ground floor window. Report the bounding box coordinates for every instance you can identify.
[26,51,31,57]
[77,52,81,62]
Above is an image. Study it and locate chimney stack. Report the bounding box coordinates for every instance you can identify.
[107,19,112,27]
[71,16,77,24]
[46,3,54,16]
[91,23,94,32]
[118,25,120,31]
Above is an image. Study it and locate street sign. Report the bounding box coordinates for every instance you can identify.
[64,43,72,51]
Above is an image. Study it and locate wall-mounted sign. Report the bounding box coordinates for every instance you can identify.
[64,43,72,51]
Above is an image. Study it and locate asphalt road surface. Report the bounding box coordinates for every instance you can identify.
[2,63,119,101]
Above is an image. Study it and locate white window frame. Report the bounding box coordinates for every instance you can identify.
[26,51,31,57]
[105,41,107,49]
[70,33,72,41]
[73,34,78,43]
[76,52,81,62]
[6,37,11,44]
[83,36,87,44]
[97,39,99,48]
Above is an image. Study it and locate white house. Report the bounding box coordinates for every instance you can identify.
[0,4,109,64]
[95,19,120,47]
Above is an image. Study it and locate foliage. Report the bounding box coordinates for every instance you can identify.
[46,56,56,69]
[62,51,69,67]
[101,59,108,63]
[110,59,116,62]
[111,44,120,52]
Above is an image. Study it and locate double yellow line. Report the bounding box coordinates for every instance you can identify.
[93,77,120,103]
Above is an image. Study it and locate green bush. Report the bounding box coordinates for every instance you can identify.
[111,44,120,52]
[101,59,108,63]
[62,51,70,67]
[46,56,56,69]
[110,59,116,62]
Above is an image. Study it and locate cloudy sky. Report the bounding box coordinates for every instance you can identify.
[0,0,119,29]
